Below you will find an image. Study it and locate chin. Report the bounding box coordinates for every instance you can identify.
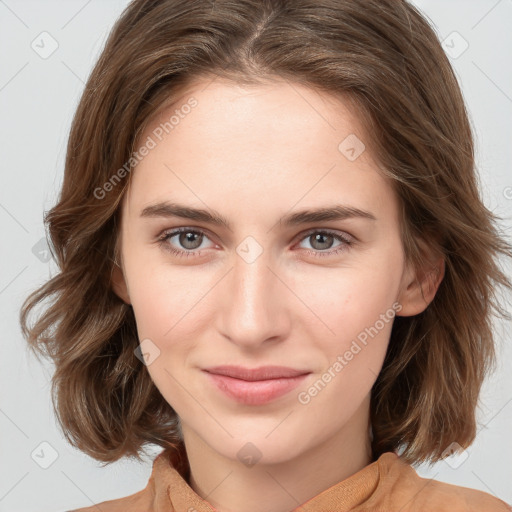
[207,432,310,467]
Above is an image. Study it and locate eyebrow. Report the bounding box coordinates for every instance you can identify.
[140,201,377,229]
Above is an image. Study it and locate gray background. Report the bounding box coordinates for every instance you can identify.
[1,1,511,510]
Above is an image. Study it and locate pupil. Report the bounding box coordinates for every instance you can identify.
[314,233,332,249]
[181,232,201,249]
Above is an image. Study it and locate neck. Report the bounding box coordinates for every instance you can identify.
[182,396,373,512]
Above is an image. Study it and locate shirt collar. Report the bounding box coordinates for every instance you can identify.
[147,442,391,512]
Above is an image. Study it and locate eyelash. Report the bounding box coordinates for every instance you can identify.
[157,227,354,259]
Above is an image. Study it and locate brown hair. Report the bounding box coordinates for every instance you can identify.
[20,0,512,466]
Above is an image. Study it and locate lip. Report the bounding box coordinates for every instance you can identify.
[202,365,311,405]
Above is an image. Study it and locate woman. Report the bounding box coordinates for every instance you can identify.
[20,0,512,510]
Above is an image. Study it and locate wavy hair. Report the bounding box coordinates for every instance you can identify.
[20,0,512,466]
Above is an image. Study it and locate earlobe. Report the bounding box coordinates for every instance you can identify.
[397,257,445,317]
[111,263,131,305]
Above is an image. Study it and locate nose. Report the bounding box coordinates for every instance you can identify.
[216,246,291,350]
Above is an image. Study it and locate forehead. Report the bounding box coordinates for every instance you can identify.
[145,76,365,148]
[123,77,395,225]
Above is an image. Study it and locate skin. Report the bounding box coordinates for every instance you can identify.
[112,76,444,512]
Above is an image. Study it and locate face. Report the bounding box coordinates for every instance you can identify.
[113,77,429,466]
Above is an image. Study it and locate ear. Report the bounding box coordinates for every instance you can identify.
[111,263,131,305]
[396,243,445,317]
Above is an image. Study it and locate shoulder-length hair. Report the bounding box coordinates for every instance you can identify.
[20,0,512,465]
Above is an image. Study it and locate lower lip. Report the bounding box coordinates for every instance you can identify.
[204,371,310,405]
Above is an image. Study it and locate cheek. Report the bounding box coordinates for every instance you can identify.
[125,250,205,338]
[303,260,402,337]
[297,271,400,413]
[296,250,403,380]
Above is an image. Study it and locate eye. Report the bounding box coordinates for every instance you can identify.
[158,227,214,258]
[295,229,353,258]
[157,227,354,259]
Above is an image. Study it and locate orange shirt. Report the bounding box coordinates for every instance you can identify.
[70,447,511,511]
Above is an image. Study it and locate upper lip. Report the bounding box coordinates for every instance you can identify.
[203,365,311,381]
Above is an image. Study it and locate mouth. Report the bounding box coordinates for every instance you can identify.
[202,365,311,405]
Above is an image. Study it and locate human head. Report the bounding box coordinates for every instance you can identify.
[20,0,512,466]
[110,75,438,469]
